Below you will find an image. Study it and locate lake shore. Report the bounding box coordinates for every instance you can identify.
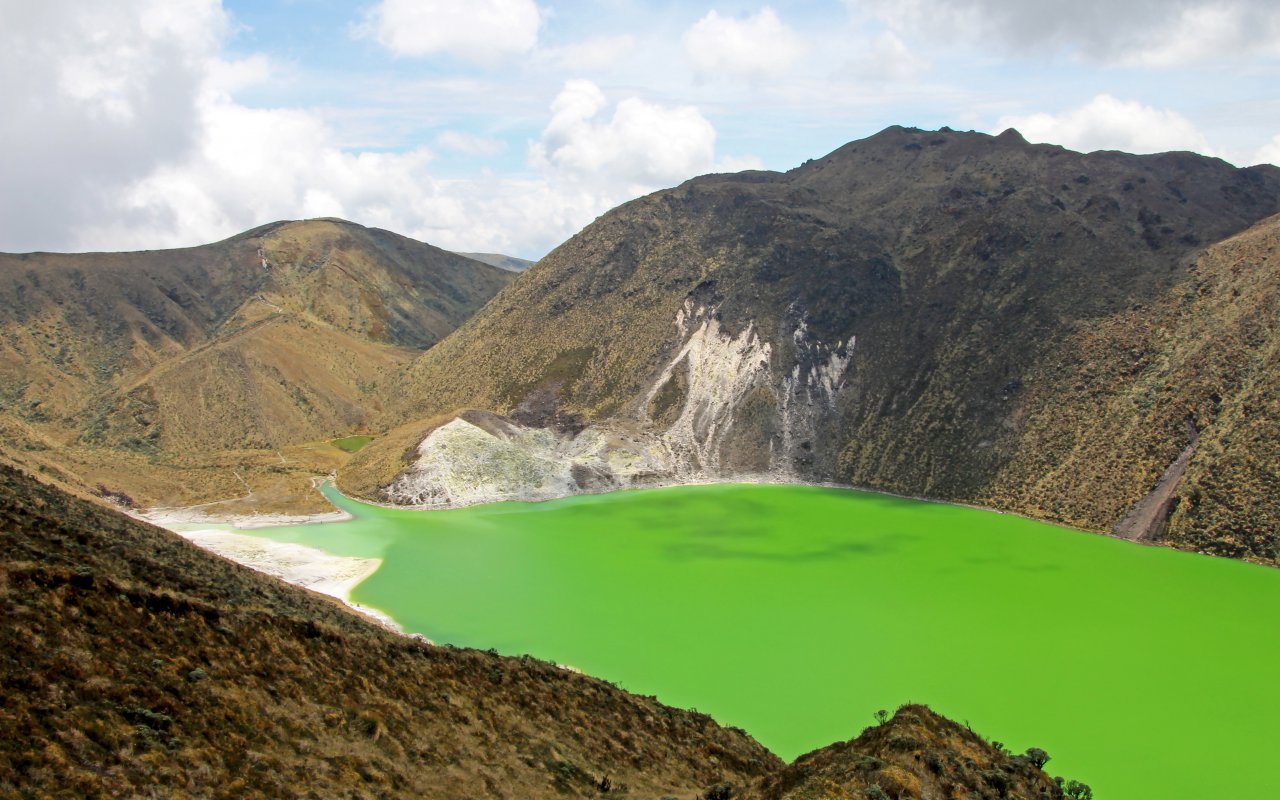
[168,525,403,633]
[342,470,1104,540]
[139,505,352,530]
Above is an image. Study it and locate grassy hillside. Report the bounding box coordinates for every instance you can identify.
[0,460,777,797]
[346,127,1280,561]
[0,218,512,509]
[749,705,1070,800]
[986,213,1280,562]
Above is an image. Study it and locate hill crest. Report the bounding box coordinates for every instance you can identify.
[0,218,513,511]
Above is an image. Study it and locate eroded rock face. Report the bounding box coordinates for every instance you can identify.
[385,303,855,507]
[777,317,854,479]
[385,414,676,506]
[645,300,774,473]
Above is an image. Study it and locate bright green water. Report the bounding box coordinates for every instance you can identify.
[250,483,1280,799]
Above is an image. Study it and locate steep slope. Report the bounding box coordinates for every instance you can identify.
[0,460,777,797]
[344,127,1280,560]
[985,212,1280,561]
[0,461,1076,798]
[0,218,512,507]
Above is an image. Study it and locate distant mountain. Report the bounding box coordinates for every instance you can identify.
[343,127,1280,563]
[0,218,513,509]
[455,251,536,272]
[0,459,1068,798]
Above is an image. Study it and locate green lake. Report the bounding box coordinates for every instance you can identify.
[248,482,1280,799]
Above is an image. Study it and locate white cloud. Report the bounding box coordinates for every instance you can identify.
[82,94,432,250]
[0,0,227,252]
[1253,136,1280,167]
[74,86,595,258]
[529,80,718,193]
[0,3,758,258]
[848,31,928,81]
[537,34,638,72]
[997,95,1213,156]
[1123,4,1259,67]
[435,131,506,156]
[864,0,1280,65]
[358,0,541,63]
[714,154,766,173]
[683,7,805,80]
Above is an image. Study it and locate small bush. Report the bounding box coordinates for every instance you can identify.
[864,784,889,800]
[1025,747,1050,769]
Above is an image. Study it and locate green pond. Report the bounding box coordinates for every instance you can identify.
[248,483,1280,799]
[330,435,374,453]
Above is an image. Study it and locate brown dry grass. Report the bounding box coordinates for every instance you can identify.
[0,460,780,798]
[0,218,512,511]
[747,705,1068,800]
[985,213,1280,562]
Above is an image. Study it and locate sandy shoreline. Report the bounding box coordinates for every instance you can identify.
[140,506,352,530]
[156,521,406,635]
[133,480,416,634]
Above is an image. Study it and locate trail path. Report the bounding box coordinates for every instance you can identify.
[1113,426,1199,541]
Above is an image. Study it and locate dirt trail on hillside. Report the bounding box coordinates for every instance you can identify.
[1113,425,1199,541]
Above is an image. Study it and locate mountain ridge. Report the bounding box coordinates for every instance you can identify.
[0,217,513,512]
[341,126,1280,562]
[455,251,535,272]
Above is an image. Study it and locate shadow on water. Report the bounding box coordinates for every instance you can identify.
[663,531,914,563]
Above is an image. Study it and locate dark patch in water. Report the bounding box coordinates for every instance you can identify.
[663,532,911,563]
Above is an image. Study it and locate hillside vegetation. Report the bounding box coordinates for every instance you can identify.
[749,705,1070,800]
[0,218,512,510]
[986,213,1280,560]
[345,126,1280,562]
[0,460,776,797]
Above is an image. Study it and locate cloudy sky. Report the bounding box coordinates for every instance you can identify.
[4,0,1279,258]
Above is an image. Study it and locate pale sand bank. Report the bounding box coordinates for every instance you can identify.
[174,527,404,634]
[141,507,352,530]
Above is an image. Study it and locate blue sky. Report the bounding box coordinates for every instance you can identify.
[3,0,1279,257]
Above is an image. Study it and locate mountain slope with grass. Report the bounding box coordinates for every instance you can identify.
[344,126,1280,562]
[0,218,512,510]
[455,252,535,272]
[984,212,1280,561]
[1,459,1077,798]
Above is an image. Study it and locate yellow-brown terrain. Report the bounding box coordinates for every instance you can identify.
[0,218,512,511]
